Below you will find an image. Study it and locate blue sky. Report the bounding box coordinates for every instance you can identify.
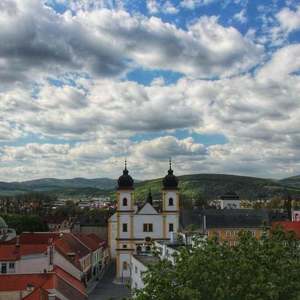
[0,0,299,180]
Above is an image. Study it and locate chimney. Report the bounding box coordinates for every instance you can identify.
[203,215,207,234]
[16,235,20,248]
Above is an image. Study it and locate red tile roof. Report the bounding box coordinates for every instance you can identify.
[0,274,51,291]
[53,265,86,294]
[20,232,60,244]
[0,270,87,299]
[0,244,48,261]
[22,287,49,300]
[54,233,90,270]
[272,221,300,239]
[73,233,104,251]
[0,245,20,261]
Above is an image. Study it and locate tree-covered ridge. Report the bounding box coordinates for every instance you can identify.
[133,174,300,204]
[133,229,300,300]
[0,174,300,201]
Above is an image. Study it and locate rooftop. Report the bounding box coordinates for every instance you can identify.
[181,209,288,230]
[133,254,160,267]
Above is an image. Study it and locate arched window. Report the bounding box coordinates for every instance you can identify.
[123,261,128,270]
[168,197,174,206]
[145,245,151,252]
[136,245,142,253]
[122,198,127,206]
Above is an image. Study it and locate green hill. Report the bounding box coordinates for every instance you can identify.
[280,176,300,189]
[1,174,300,201]
[133,174,300,203]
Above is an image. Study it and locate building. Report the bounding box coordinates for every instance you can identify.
[219,192,241,209]
[131,234,188,290]
[272,221,300,239]
[181,209,287,246]
[0,231,108,288]
[0,267,87,300]
[0,216,16,242]
[108,161,180,281]
[72,211,109,241]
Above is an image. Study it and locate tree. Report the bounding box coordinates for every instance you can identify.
[133,230,300,300]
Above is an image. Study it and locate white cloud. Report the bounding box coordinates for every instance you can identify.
[233,9,247,24]
[180,0,215,9]
[276,5,300,34]
[0,0,264,86]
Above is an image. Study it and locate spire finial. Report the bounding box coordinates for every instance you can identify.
[169,157,172,170]
[125,159,127,170]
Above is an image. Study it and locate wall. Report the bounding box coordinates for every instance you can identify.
[133,215,163,240]
[53,250,82,280]
[131,256,148,290]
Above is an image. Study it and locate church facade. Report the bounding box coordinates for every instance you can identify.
[108,162,180,280]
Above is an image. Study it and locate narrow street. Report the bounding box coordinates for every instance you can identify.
[89,263,131,300]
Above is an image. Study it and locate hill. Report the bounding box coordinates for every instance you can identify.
[0,174,300,200]
[280,176,300,189]
[0,178,117,196]
[133,174,300,204]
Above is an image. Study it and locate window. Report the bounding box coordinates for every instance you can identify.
[146,245,151,252]
[122,198,128,206]
[122,223,128,232]
[1,263,7,274]
[143,223,153,232]
[123,261,127,270]
[9,262,15,269]
[122,244,127,248]
[169,223,174,232]
[136,245,142,253]
[168,198,174,206]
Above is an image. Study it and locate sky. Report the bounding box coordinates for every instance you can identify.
[0,0,300,181]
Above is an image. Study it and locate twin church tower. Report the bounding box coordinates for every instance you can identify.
[108,161,180,280]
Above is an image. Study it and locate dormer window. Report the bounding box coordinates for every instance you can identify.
[168,198,174,206]
[123,198,128,206]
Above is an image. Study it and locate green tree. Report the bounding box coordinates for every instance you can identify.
[133,230,300,300]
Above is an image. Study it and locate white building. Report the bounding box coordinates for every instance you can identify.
[219,192,241,209]
[131,236,187,290]
[108,161,180,281]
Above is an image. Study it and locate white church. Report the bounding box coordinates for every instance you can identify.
[108,161,180,280]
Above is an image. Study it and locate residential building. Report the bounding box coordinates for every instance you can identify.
[0,231,107,288]
[108,161,180,281]
[181,209,287,245]
[0,266,87,300]
[219,192,241,209]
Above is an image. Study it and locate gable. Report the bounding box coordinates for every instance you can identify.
[137,203,158,215]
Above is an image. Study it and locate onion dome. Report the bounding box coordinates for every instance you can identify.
[117,160,134,190]
[162,159,178,189]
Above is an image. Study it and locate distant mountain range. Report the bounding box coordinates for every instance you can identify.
[0,174,300,200]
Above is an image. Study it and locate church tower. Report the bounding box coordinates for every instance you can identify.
[162,159,180,238]
[115,161,135,279]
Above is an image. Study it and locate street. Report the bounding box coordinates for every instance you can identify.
[89,263,131,300]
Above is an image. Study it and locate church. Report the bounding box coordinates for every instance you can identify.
[108,161,180,281]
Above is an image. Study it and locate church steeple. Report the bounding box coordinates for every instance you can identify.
[163,158,178,190]
[146,189,153,205]
[117,159,134,190]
